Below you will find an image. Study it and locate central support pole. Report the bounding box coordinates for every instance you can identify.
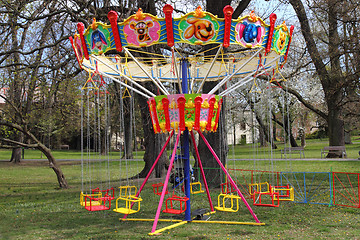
[181,59,192,221]
[183,129,191,221]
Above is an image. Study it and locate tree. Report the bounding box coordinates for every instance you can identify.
[286,0,360,156]
[0,1,86,188]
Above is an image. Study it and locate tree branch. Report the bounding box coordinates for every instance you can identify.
[0,138,39,148]
[233,0,251,18]
[278,81,328,120]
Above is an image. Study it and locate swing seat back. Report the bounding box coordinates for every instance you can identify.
[249,182,270,196]
[80,191,102,207]
[190,182,204,194]
[92,187,115,200]
[253,186,280,207]
[221,181,237,194]
[119,185,137,198]
[214,193,241,212]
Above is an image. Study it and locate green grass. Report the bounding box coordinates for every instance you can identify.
[1,155,360,239]
[0,149,146,161]
[1,136,359,161]
[0,137,359,239]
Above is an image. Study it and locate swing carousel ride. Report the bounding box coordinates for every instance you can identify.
[70,4,293,235]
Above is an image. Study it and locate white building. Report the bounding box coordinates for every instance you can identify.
[226,109,258,145]
[0,88,7,110]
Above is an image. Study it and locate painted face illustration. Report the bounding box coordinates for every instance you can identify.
[184,18,215,42]
[130,21,154,42]
[238,22,262,44]
[277,30,287,51]
[91,30,107,50]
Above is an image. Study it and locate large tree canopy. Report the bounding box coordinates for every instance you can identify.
[285,0,360,153]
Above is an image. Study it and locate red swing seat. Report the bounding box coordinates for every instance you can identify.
[253,184,280,207]
[162,195,189,214]
[84,194,112,211]
[152,182,169,196]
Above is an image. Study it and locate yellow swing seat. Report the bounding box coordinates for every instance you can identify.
[249,182,270,197]
[113,196,142,214]
[113,186,141,214]
[190,181,205,194]
[214,193,241,213]
[271,185,294,201]
[80,191,102,207]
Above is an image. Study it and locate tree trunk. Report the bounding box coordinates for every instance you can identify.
[1,120,69,188]
[281,115,298,147]
[254,110,277,149]
[289,128,298,147]
[10,147,22,163]
[198,120,227,188]
[326,0,345,157]
[38,143,68,188]
[137,83,168,179]
[327,105,345,157]
[233,122,236,145]
[123,97,133,159]
[300,134,306,147]
[258,127,267,147]
[8,8,23,163]
[273,119,278,143]
[39,143,69,188]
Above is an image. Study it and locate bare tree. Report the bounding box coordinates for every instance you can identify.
[286,0,360,156]
[0,1,86,188]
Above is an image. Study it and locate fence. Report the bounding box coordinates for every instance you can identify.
[226,168,360,209]
[332,172,360,208]
[193,166,360,209]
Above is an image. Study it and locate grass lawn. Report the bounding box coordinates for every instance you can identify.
[0,136,359,161]
[0,137,359,239]
[1,152,360,239]
[0,149,145,161]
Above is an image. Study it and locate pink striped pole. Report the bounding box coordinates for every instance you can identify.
[151,131,181,233]
[190,131,214,212]
[198,130,261,223]
[123,130,174,220]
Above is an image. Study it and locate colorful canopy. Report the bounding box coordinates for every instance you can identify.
[69,5,294,133]
[70,5,293,63]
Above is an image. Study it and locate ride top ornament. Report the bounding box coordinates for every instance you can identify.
[70,4,293,236]
[71,6,292,56]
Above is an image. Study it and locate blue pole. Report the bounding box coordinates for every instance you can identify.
[181,59,188,94]
[181,59,191,221]
[304,172,307,203]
